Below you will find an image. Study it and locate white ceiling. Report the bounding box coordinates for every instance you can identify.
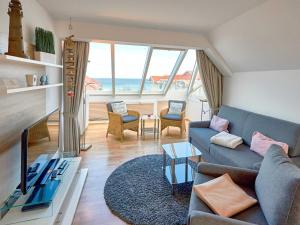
[37,0,266,33]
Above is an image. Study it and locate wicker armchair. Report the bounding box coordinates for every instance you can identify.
[106,101,140,141]
[160,100,186,136]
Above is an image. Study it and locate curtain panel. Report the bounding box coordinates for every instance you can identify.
[196,50,223,116]
[63,41,90,156]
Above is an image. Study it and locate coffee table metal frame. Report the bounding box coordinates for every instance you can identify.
[162,142,202,194]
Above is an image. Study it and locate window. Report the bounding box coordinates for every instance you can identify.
[115,44,149,94]
[143,49,182,94]
[86,42,112,94]
[168,49,196,94]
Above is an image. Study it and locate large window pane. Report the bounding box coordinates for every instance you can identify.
[86,42,112,94]
[115,44,148,94]
[168,50,196,95]
[143,49,181,93]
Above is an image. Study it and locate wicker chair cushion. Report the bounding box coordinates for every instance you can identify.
[122,115,138,123]
[162,114,181,121]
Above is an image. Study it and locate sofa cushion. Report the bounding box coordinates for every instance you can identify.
[190,172,268,225]
[242,113,300,157]
[255,145,300,225]
[209,144,263,170]
[218,105,250,136]
[122,115,138,123]
[189,128,218,152]
[162,114,181,121]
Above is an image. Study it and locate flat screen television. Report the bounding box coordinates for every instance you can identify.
[20,109,60,195]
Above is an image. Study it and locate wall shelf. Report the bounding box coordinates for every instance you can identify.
[0,55,63,68]
[0,83,63,95]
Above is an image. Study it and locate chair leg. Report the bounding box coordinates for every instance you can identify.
[106,130,109,138]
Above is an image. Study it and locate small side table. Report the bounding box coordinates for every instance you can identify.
[140,114,160,139]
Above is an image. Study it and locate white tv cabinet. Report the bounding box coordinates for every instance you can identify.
[0,157,87,225]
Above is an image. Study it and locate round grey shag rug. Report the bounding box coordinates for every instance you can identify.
[104,154,197,225]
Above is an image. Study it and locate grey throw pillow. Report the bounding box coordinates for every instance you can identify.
[255,144,300,225]
[111,102,128,116]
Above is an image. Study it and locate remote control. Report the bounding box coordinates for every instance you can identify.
[58,160,67,169]
[51,170,58,179]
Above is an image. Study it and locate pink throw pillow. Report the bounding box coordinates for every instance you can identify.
[209,115,229,132]
[250,131,289,156]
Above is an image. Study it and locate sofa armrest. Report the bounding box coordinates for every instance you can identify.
[197,162,258,187]
[291,156,300,168]
[189,121,210,128]
[188,211,257,225]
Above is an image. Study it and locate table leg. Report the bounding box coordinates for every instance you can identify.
[142,120,145,138]
[171,159,175,195]
[140,119,143,137]
[163,150,166,175]
[157,119,160,139]
[185,157,188,182]
[154,118,156,139]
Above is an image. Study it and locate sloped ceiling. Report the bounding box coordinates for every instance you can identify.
[37,0,266,33]
[208,0,300,72]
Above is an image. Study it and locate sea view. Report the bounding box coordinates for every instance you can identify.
[94,78,164,92]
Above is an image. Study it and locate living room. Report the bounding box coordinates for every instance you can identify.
[0,0,300,225]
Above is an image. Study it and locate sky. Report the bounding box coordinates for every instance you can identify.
[86,42,196,79]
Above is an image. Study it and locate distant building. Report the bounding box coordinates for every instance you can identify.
[150,71,197,89]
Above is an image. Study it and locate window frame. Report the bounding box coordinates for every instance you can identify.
[86,41,199,97]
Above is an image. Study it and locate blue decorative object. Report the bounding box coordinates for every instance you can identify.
[40,75,48,85]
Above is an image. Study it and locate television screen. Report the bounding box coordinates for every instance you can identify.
[21,109,60,194]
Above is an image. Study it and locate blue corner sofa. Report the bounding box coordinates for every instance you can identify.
[189,105,300,170]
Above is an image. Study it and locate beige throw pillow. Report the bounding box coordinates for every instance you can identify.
[111,102,128,116]
[168,102,183,115]
[193,173,257,217]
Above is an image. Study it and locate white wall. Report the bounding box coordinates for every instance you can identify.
[0,0,60,204]
[208,0,300,72]
[223,70,300,123]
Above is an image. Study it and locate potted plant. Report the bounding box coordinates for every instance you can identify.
[34,27,56,63]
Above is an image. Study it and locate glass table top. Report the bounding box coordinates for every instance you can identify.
[162,141,202,159]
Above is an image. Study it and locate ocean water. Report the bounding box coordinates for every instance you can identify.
[95,78,165,92]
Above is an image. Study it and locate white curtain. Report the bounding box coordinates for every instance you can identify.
[196,50,223,116]
[63,41,89,156]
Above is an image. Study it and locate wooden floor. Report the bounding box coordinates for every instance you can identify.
[73,123,188,225]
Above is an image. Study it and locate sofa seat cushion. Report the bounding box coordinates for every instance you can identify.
[162,113,181,121]
[122,115,138,123]
[209,144,263,170]
[189,128,218,151]
[190,172,268,225]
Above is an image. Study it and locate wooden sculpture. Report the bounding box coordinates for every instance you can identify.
[63,35,76,97]
[5,0,27,58]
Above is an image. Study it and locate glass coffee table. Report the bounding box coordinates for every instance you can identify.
[162,141,202,194]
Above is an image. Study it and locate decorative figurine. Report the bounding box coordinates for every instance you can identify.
[63,35,76,97]
[40,75,48,85]
[5,0,27,58]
